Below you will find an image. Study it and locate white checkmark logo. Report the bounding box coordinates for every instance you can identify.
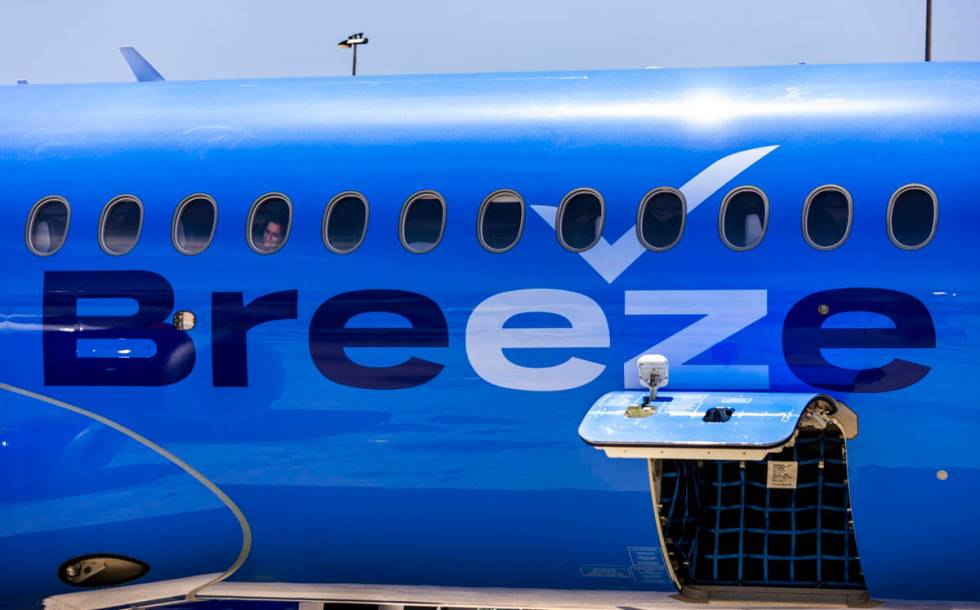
[531,145,779,283]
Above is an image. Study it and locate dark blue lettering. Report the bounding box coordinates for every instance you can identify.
[309,289,448,389]
[43,271,195,386]
[212,290,298,387]
[782,288,935,392]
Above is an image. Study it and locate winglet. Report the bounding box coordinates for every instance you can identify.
[119,47,165,82]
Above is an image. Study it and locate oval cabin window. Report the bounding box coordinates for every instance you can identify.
[557,189,604,252]
[400,191,446,254]
[173,195,217,255]
[324,193,368,254]
[99,196,143,255]
[26,197,70,256]
[888,185,937,250]
[637,188,685,251]
[248,194,291,254]
[720,187,767,251]
[804,187,852,250]
[478,190,525,252]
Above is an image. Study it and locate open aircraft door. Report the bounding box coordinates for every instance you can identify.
[580,390,867,606]
[0,383,249,610]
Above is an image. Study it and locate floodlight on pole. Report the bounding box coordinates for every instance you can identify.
[338,32,369,76]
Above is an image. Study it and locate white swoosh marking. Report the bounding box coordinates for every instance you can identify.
[1,382,251,603]
[531,145,779,283]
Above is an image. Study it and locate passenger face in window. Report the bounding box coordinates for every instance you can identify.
[250,196,290,253]
[261,220,284,251]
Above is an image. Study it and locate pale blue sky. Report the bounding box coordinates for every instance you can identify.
[2,0,979,84]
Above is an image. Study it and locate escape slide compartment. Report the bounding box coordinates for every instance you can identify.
[580,391,867,606]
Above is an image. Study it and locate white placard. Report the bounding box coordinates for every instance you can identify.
[767,461,798,489]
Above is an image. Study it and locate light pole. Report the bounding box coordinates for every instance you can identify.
[338,33,368,76]
[925,0,932,61]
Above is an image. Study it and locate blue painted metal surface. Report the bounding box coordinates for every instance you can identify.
[0,62,978,606]
[579,391,815,448]
[119,47,165,82]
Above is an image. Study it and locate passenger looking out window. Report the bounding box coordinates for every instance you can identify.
[249,195,291,254]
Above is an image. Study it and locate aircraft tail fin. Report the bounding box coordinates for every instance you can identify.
[119,47,165,82]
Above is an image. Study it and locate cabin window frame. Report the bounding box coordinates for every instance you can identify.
[25,195,71,257]
[635,186,687,252]
[556,187,605,253]
[322,191,370,254]
[399,189,447,254]
[718,185,769,252]
[886,183,938,251]
[98,194,144,256]
[246,192,293,255]
[171,193,218,256]
[801,185,853,251]
[476,188,526,253]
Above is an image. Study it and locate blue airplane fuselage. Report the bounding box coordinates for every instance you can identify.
[1,62,978,606]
